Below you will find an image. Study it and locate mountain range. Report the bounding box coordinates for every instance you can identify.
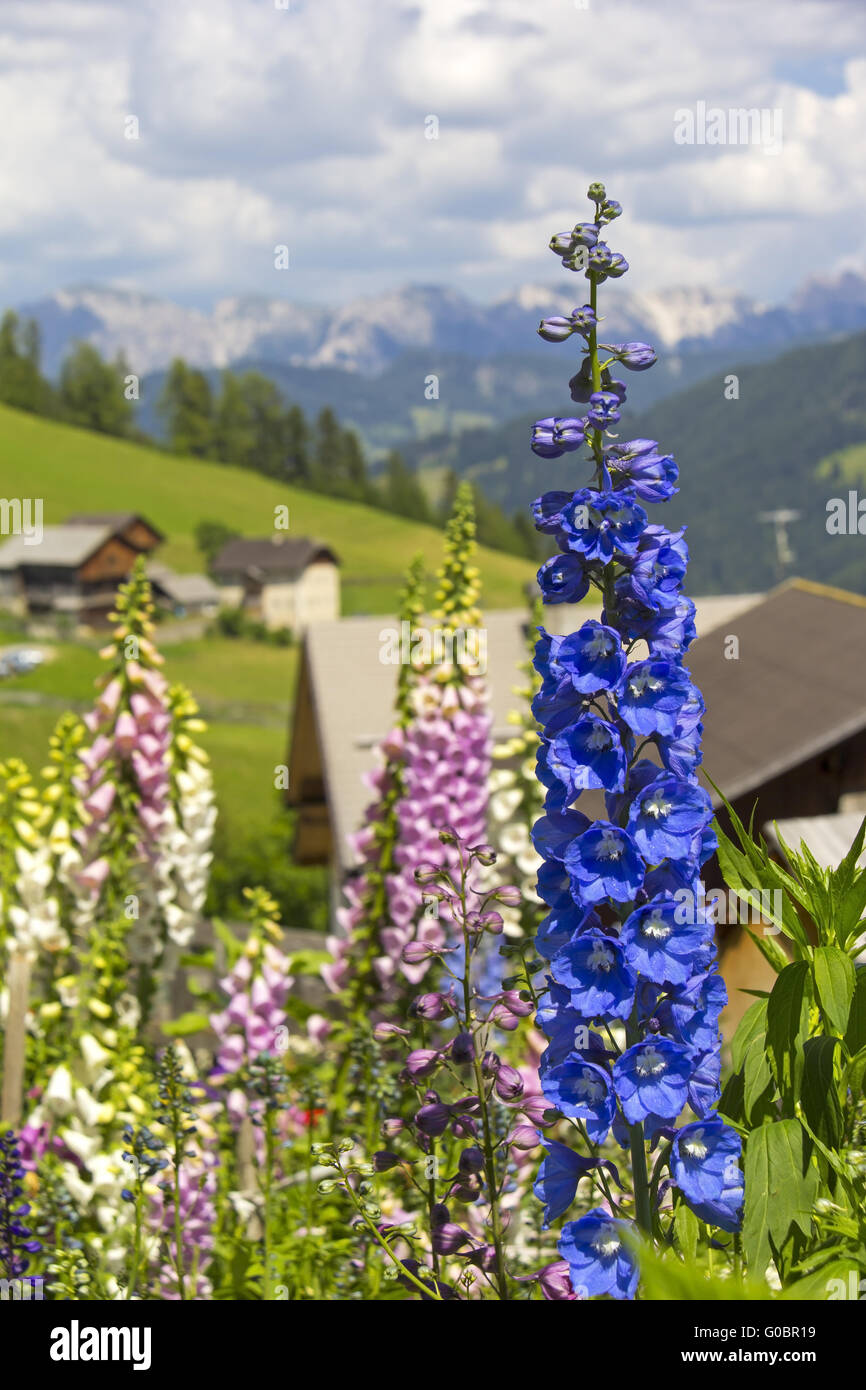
[16,270,866,453]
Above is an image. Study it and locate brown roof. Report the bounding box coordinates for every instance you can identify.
[212,536,338,579]
[64,512,164,543]
[686,579,866,805]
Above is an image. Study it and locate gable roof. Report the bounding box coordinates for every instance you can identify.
[685,579,866,806]
[64,512,164,545]
[0,525,118,570]
[212,536,338,580]
[146,562,220,606]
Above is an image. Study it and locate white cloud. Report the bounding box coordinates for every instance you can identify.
[0,0,863,306]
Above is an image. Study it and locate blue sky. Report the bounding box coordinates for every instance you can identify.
[0,0,864,307]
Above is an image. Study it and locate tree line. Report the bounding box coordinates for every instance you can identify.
[0,309,537,557]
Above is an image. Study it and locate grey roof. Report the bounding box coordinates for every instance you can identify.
[686,580,866,806]
[290,593,765,872]
[65,511,162,535]
[212,536,338,580]
[147,563,220,606]
[0,525,114,570]
[765,811,866,871]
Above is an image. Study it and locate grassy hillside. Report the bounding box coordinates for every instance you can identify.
[405,331,866,596]
[0,403,532,613]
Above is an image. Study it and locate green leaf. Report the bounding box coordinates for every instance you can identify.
[843,1045,866,1101]
[731,996,768,1072]
[718,1068,746,1126]
[674,1200,699,1261]
[743,1035,774,1119]
[742,1120,817,1275]
[160,1010,211,1037]
[766,960,810,1093]
[801,1037,843,1148]
[844,968,866,1055]
[741,925,790,976]
[813,946,856,1035]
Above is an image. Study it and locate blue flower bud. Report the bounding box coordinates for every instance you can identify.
[538,316,575,343]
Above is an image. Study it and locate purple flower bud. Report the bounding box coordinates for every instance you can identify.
[373,1022,410,1040]
[449,1094,480,1115]
[537,316,575,344]
[450,1115,478,1139]
[404,1048,441,1080]
[414,863,445,884]
[605,341,657,371]
[486,885,522,908]
[450,1032,475,1064]
[415,1103,451,1137]
[465,910,504,935]
[531,416,562,459]
[411,992,450,1021]
[468,842,497,866]
[549,232,574,257]
[539,1260,578,1301]
[494,1064,525,1102]
[552,418,586,452]
[449,1176,482,1203]
[509,1124,541,1150]
[570,222,600,248]
[465,1243,497,1270]
[381,1117,405,1138]
[402,941,439,965]
[586,390,621,430]
[482,1050,502,1076]
[372,1150,403,1172]
[458,1145,484,1174]
[432,1222,473,1255]
[568,359,594,402]
[569,305,597,336]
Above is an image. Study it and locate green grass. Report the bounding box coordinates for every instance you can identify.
[0,634,298,844]
[0,403,533,610]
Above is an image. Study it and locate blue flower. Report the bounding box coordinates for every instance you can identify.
[609,448,679,503]
[672,1119,743,1232]
[548,715,628,798]
[558,1208,638,1300]
[619,896,710,985]
[565,821,645,904]
[618,660,696,737]
[613,1037,692,1123]
[541,1058,617,1142]
[531,809,592,861]
[551,928,636,1021]
[626,774,712,862]
[534,1138,601,1225]
[536,551,591,605]
[562,491,647,562]
[586,391,622,431]
[537,905,600,960]
[532,491,574,532]
[552,620,626,694]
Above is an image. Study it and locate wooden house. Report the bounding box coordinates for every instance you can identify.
[211,536,339,633]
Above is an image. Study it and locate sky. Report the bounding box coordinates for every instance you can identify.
[0,0,864,309]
